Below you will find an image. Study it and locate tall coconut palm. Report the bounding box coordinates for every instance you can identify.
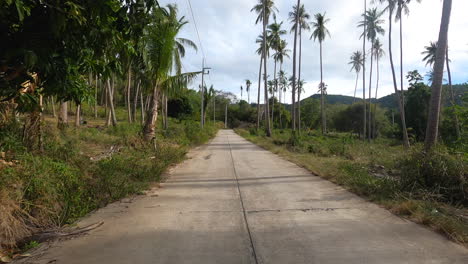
[376,0,410,148]
[349,51,364,103]
[240,85,243,101]
[422,41,438,67]
[362,0,367,140]
[268,20,287,127]
[252,0,278,137]
[245,79,252,103]
[359,8,385,140]
[396,0,422,126]
[422,41,460,140]
[289,0,300,130]
[425,0,452,151]
[142,4,198,141]
[273,39,290,127]
[311,12,330,134]
[278,69,288,127]
[255,34,269,129]
[373,38,385,138]
[289,3,310,130]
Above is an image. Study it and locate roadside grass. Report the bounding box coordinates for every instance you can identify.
[236,128,468,246]
[0,111,220,251]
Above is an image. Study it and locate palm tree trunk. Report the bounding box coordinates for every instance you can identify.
[165,93,168,129]
[75,103,81,127]
[353,73,359,104]
[51,96,56,118]
[127,66,133,123]
[388,8,410,148]
[133,79,140,122]
[399,11,406,129]
[425,0,452,151]
[368,39,374,141]
[445,47,460,139]
[58,101,68,129]
[257,55,263,130]
[373,56,380,139]
[107,78,117,127]
[140,88,145,125]
[262,7,271,137]
[144,84,159,142]
[272,60,277,128]
[320,41,326,134]
[362,0,367,139]
[291,0,301,131]
[94,74,98,118]
[298,27,303,131]
[279,63,283,129]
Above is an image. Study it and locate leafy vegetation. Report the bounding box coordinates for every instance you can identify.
[0,108,219,249]
[236,128,468,245]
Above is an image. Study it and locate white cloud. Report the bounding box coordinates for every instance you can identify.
[161,0,468,103]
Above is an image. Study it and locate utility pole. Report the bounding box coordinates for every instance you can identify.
[213,91,216,123]
[225,103,228,129]
[200,59,211,128]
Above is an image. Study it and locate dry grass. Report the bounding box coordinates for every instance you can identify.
[236,128,468,247]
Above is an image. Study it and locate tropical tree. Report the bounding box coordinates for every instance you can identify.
[255,34,268,129]
[273,40,290,105]
[425,0,453,150]
[311,12,330,134]
[359,8,385,140]
[422,41,438,67]
[289,0,300,130]
[251,0,277,136]
[376,0,410,148]
[278,70,288,127]
[396,0,422,124]
[267,20,287,126]
[349,51,364,103]
[373,38,385,138]
[422,41,460,139]
[240,85,244,101]
[245,79,252,103]
[142,5,198,141]
[289,3,310,130]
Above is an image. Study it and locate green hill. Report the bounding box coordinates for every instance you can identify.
[301,83,467,109]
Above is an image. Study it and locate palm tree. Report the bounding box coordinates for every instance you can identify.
[245,79,252,103]
[255,34,268,130]
[359,8,385,140]
[289,3,310,130]
[273,40,290,101]
[349,51,363,103]
[252,0,278,137]
[142,4,198,141]
[240,85,243,101]
[376,0,410,148]
[362,0,367,140]
[425,0,452,151]
[373,38,385,138]
[290,0,300,130]
[278,69,287,127]
[422,41,460,141]
[422,41,438,67]
[311,12,330,134]
[268,20,287,127]
[396,0,422,127]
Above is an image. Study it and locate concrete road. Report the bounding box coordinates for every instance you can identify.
[24,130,467,264]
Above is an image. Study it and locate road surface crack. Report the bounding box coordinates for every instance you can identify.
[227,134,259,264]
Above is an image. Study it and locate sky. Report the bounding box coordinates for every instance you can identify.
[159,0,468,103]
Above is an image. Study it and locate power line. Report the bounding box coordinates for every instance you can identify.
[186,0,206,60]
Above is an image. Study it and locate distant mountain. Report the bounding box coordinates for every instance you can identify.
[302,83,467,109]
[309,94,357,105]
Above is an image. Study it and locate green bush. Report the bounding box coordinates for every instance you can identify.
[398,149,467,206]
